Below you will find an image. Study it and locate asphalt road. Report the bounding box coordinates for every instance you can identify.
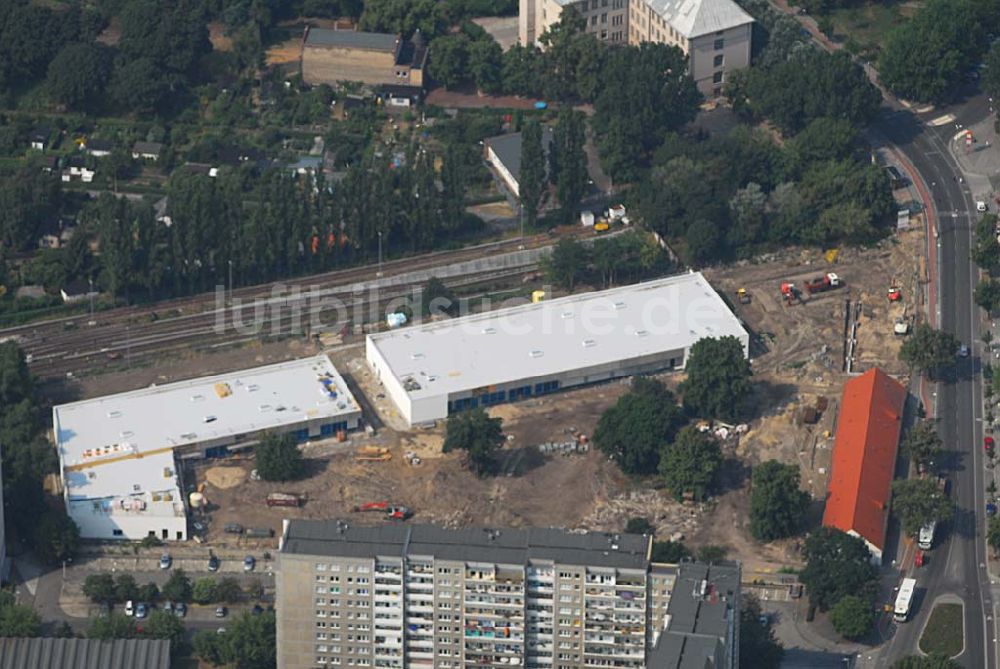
[874,92,994,668]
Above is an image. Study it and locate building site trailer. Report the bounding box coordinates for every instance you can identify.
[894,578,917,622]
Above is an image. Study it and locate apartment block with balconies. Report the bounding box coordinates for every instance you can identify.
[276,521,741,669]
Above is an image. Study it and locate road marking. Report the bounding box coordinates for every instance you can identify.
[954,129,970,142]
[928,113,957,126]
[917,105,936,114]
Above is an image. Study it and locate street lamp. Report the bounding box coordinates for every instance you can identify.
[377,231,383,278]
[228,259,233,306]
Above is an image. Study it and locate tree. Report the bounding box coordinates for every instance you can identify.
[83,573,117,606]
[443,408,504,476]
[651,540,691,562]
[254,432,304,481]
[972,214,1000,272]
[428,33,469,89]
[501,44,542,97]
[113,574,138,604]
[468,38,503,94]
[901,422,944,471]
[975,278,1000,314]
[686,219,722,266]
[829,594,874,639]
[625,517,654,535]
[193,630,225,665]
[749,460,810,541]
[680,336,752,421]
[552,108,588,225]
[893,655,963,669]
[142,609,185,645]
[192,577,218,605]
[359,0,447,37]
[879,0,984,102]
[45,43,111,110]
[899,324,959,376]
[891,478,954,537]
[541,238,589,291]
[739,595,784,669]
[0,602,42,637]
[519,119,546,228]
[420,276,458,317]
[162,569,193,603]
[88,612,137,640]
[108,57,173,113]
[138,582,160,603]
[989,516,1000,555]
[594,377,685,476]
[194,611,277,669]
[31,510,79,565]
[800,527,878,611]
[659,426,722,501]
[697,545,728,563]
[216,577,243,604]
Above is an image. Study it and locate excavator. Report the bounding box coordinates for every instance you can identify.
[353,501,413,520]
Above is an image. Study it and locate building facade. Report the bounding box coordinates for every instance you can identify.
[276,520,740,669]
[53,355,361,541]
[366,272,749,426]
[301,28,427,91]
[518,0,753,96]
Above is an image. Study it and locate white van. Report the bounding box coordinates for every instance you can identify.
[918,521,937,550]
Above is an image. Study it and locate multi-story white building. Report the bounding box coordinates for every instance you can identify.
[276,520,741,669]
[52,355,361,542]
[518,0,754,96]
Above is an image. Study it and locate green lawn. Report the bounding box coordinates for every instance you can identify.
[828,2,919,57]
[919,603,964,657]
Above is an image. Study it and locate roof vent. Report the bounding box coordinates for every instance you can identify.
[613,301,627,310]
[411,352,424,360]
[635,330,648,337]
[246,384,260,392]
[561,311,574,319]
[259,405,272,412]
[190,394,205,402]
[107,410,122,419]
[582,339,596,348]
[482,327,496,335]
[529,350,543,358]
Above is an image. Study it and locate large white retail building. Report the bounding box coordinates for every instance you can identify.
[366,272,748,426]
[52,355,361,541]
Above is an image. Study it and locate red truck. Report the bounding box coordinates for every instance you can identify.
[803,272,843,295]
[266,492,305,507]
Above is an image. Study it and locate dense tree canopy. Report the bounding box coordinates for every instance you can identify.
[901,422,945,471]
[680,336,752,422]
[0,593,41,638]
[443,408,504,476]
[592,43,701,181]
[732,49,880,135]
[799,527,878,611]
[193,610,276,669]
[879,0,987,102]
[899,324,959,375]
[46,43,112,111]
[749,460,810,541]
[891,478,954,537]
[594,378,686,476]
[829,594,874,639]
[519,119,546,228]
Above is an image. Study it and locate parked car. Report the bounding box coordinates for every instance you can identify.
[208,555,220,572]
[243,555,255,572]
[159,553,172,570]
[173,602,187,618]
[959,344,970,358]
[215,606,227,618]
[135,603,148,619]
[124,600,134,616]
[217,627,227,634]
[986,436,995,453]
[252,604,264,616]
[163,601,173,614]
[224,523,244,534]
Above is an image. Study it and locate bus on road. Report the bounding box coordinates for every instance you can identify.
[894,578,917,622]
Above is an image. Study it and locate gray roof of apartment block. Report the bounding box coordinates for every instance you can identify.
[0,638,171,669]
[648,561,740,668]
[282,520,651,569]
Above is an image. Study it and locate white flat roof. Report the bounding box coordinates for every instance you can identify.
[54,355,359,468]
[367,272,747,400]
[66,450,183,521]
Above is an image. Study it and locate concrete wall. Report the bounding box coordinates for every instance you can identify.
[689,23,752,96]
[302,46,398,87]
[69,504,187,542]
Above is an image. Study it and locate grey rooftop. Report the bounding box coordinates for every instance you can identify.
[304,27,398,52]
[0,637,171,669]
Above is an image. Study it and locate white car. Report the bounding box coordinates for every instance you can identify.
[124,600,134,616]
[978,201,988,212]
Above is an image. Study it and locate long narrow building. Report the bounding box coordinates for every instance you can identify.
[366,272,748,426]
[275,519,740,669]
